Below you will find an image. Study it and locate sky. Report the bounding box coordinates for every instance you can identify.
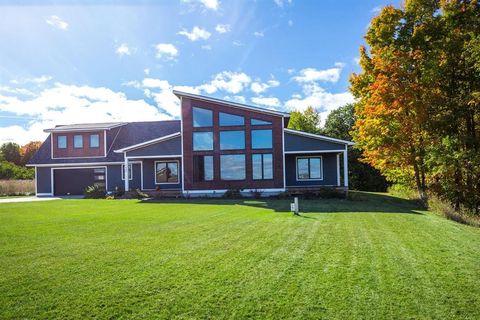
[0,0,401,145]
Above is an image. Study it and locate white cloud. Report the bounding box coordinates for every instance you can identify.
[353,57,360,65]
[201,44,212,50]
[233,40,244,46]
[371,6,382,13]
[178,26,211,41]
[0,86,35,97]
[224,95,246,104]
[253,31,264,37]
[208,71,251,94]
[45,15,68,30]
[250,79,280,94]
[0,84,171,145]
[181,0,220,11]
[274,0,292,8]
[251,96,281,108]
[154,43,179,60]
[288,19,293,26]
[292,64,345,83]
[116,43,133,57]
[144,68,150,75]
[215,24,231,33]
[285,83,354,125]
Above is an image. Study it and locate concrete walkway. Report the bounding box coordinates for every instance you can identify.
[0,196,61,203]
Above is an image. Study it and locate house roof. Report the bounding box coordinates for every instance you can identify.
[44,122,125,133]
[284,128,355,146]
[173,90,291,117]
[28,120,181,165]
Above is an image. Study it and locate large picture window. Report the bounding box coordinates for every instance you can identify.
[220,130,245,150]
[252,154,273,180]
[296,157,323,180]
[251,129,272,149]
[193,132,213,151]
[220,154,245,180]
[219,112,244,126]
[57,135,67,149]
[155,161,179,184]
[192,107,213,127]
[193,155,214,182]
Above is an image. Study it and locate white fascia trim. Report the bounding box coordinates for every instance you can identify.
[284,150,345,154]
[284,128,355,146]
[184,188,285,194]
[285,185,341,188]
[28,161,127,167]
[44,123,125,133]
[173,90,290,118]
[114,132,181,153]
[125,155,182,159]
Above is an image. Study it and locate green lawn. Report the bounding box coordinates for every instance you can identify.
[0,193,479,319]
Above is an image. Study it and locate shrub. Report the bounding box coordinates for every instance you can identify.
[84,185,106,199]
[0,180,35,196]
[0,161,34,180]
[122,189,149,199]
[113,186,125,198]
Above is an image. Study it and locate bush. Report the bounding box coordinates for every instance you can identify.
[223,188,242,199]
[0,161,34,180]
[122,189,149,199]
[0,180,35,196]
[84,185,106,199]
[113,186,125,198]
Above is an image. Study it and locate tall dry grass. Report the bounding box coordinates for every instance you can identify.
[0,180,35,196]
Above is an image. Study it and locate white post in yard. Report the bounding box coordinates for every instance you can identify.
[343,144,349,189]
[124,154,129,192]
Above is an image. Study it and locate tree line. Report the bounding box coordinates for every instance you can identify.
[0,142,41,180]
[350,0,480,213]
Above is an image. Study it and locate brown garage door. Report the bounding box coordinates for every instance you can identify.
[53,168,106,196]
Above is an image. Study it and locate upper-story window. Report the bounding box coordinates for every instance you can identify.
[90,134,99,148]
[193,132,213,151]
[58,135,67,149]
[192,107,213,127]
[220,130,245,150]
[251,118,272,125]
[251,129,272,149]
[219,112,244,126]
[73,135,83,148]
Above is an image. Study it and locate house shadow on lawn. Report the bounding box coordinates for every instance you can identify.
[138,191,426,215]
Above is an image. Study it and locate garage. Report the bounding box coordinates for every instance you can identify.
[53,167,106,196]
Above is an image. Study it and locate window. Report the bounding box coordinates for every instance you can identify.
[219,112,244,126]
[74,135,83,148]
[193,155,213,182]
[297,157,323,180]
[220,154,245,180]
[193,132,213,151]
[90,134,100,148]
[93,168,106,190]
[251,118,272,125]
[58,135,67,149]
[251,129,272,149]
[220,130,245,150]
[192,107,213,127]
[121,164,132,180]
[155,161,179,184]
[252,154,273,180]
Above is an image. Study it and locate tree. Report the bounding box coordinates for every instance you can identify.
[0,143,21,165]
[323,104,389,191]
[20,141,42,166]
[288,106,321,134]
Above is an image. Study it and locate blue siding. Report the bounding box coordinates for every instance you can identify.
[36,167,52,194]
[285,132,345,152]
[126,137,181,157]
[107,163,141,191]
[285,153,339,187]
[142,158,182,190]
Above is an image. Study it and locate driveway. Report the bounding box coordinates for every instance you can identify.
[0,196,62,203]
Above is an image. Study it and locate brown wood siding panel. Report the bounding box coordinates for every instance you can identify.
[52,131,105,158]
[182,97,284,190]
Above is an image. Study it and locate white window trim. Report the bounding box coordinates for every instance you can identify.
[295,156,323,181]
[58,135,67,149]
[73,135,83,149]
[121,163,133,181]
[154,160,180,184]
[90,134,100,148]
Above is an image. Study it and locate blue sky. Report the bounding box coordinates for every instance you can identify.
[0,0,400,144]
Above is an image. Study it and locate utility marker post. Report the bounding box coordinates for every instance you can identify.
[290,197,300,216]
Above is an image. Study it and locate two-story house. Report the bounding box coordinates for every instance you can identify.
[28,91,354,197]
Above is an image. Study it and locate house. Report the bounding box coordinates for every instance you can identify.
[28,91,354,197]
